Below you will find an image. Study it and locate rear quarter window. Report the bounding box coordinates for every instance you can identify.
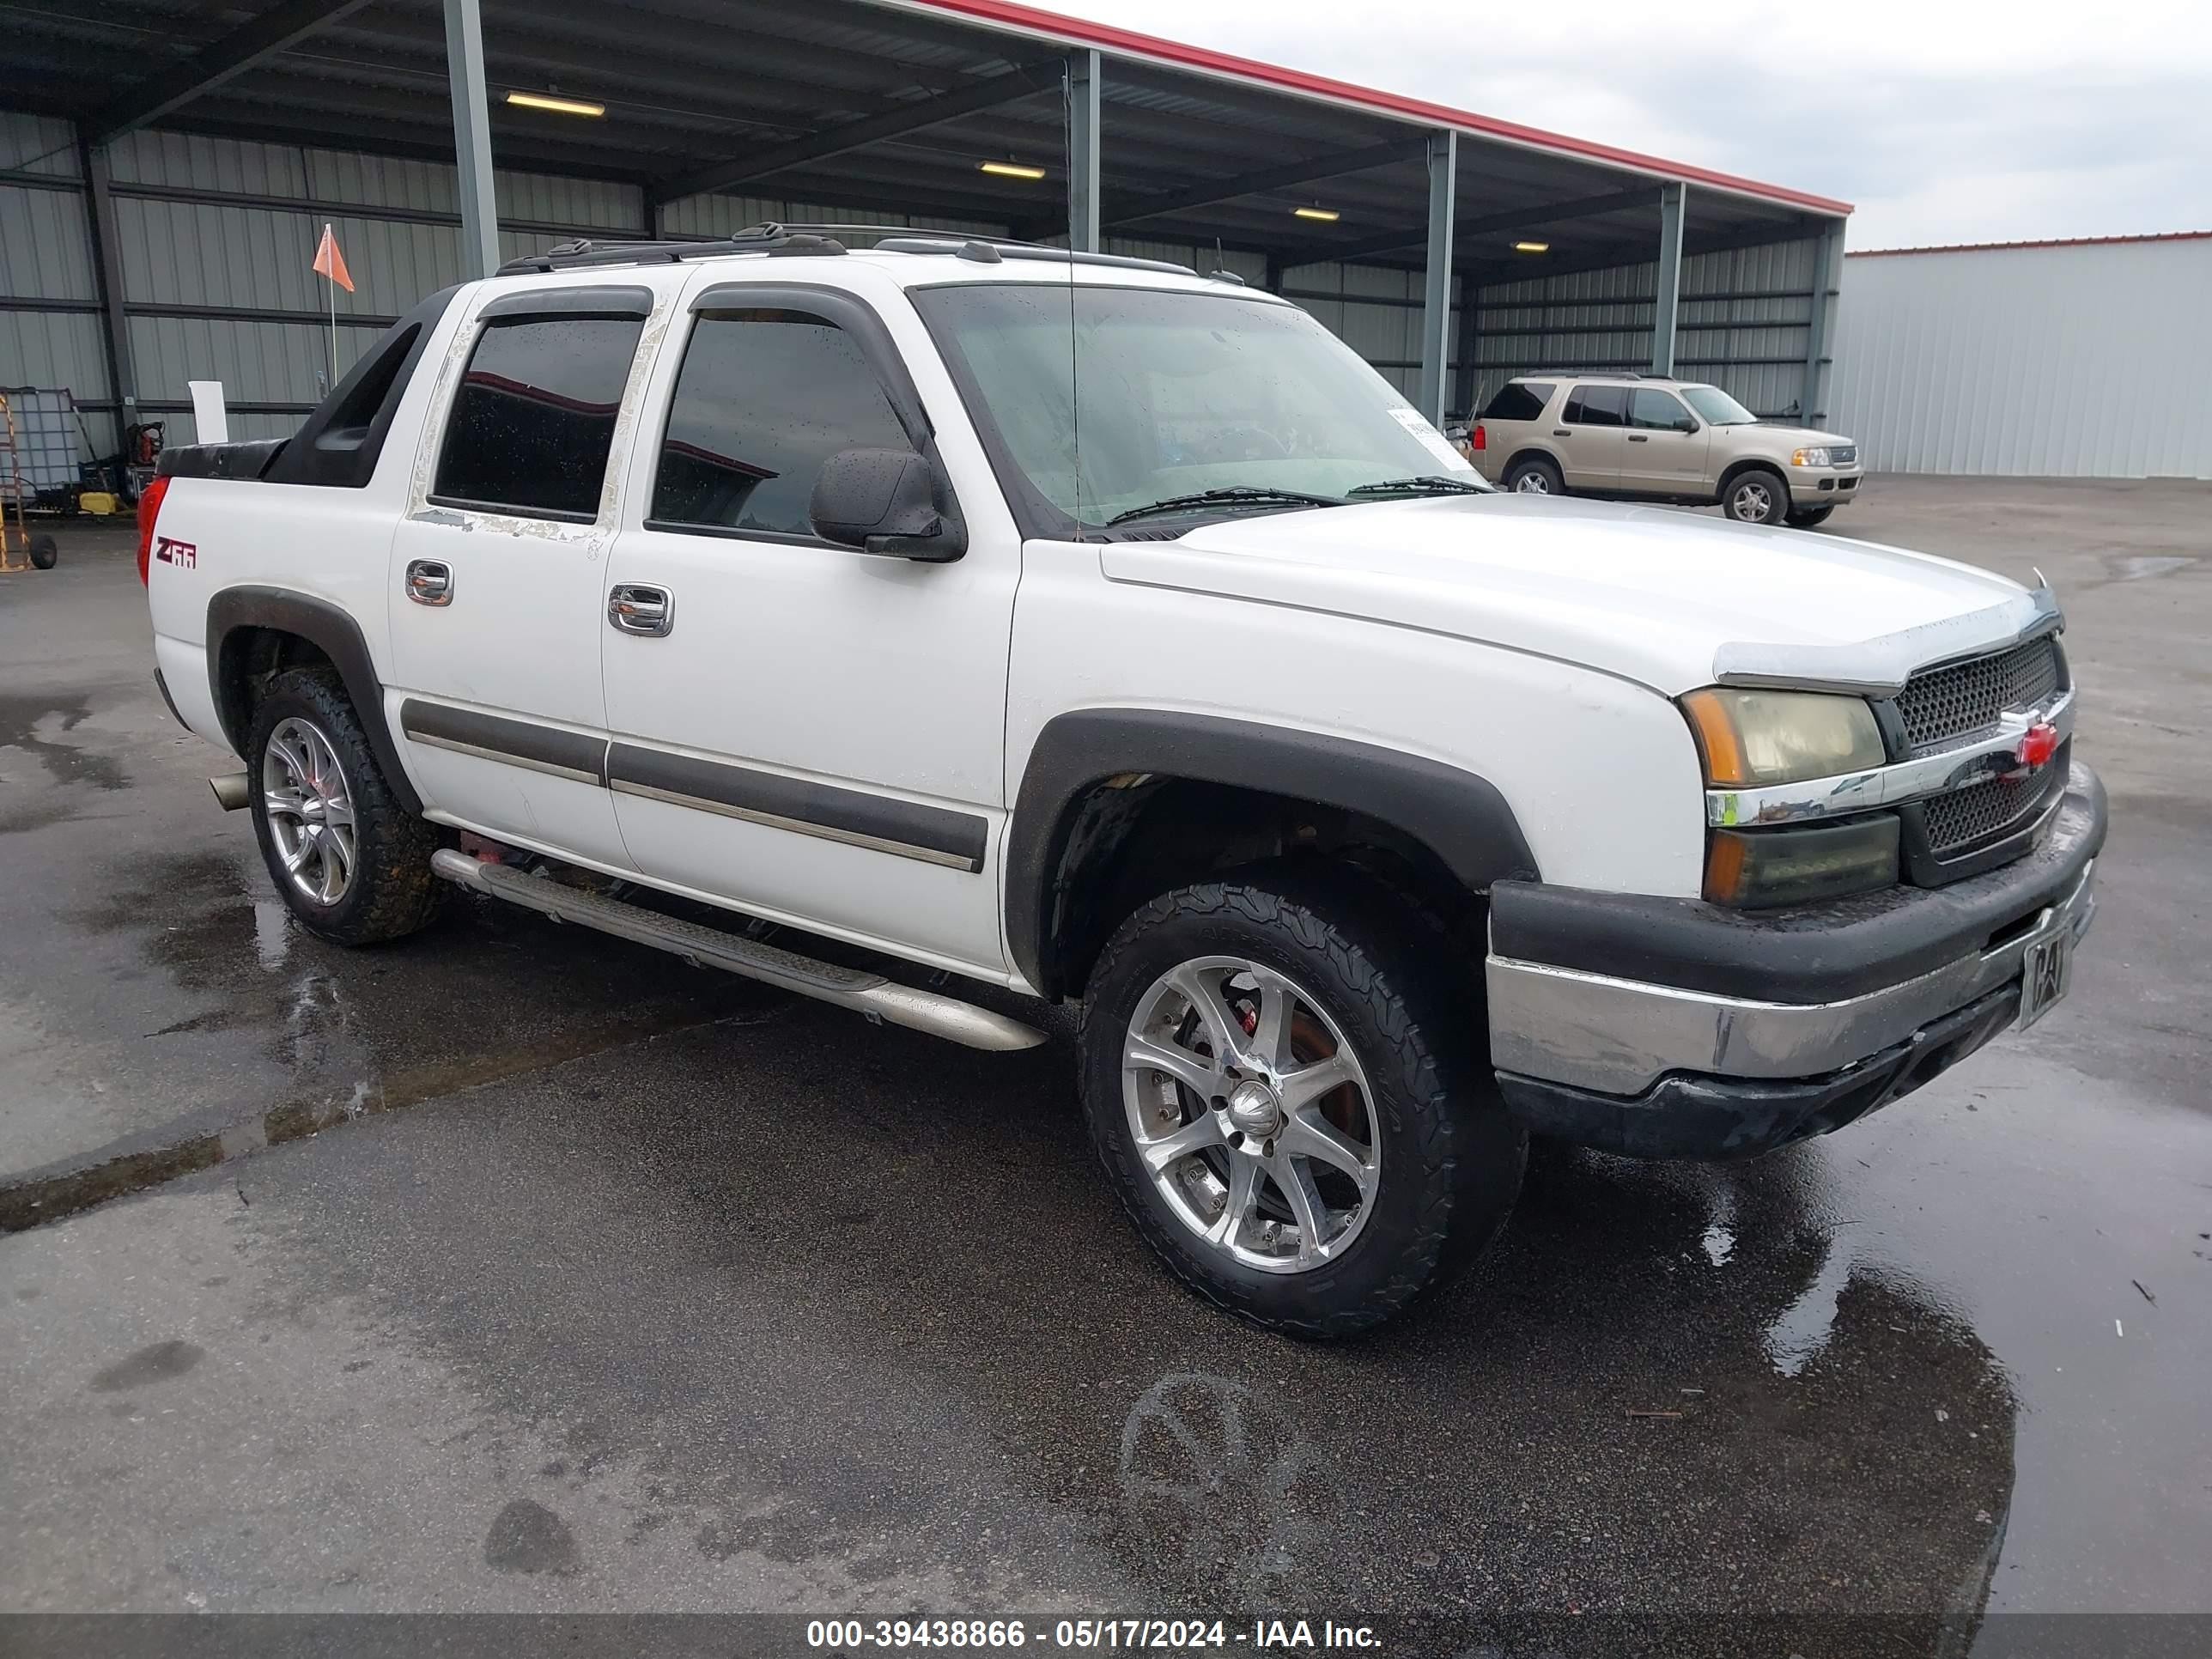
[1480,381,1554,422]
[431,313,645,522]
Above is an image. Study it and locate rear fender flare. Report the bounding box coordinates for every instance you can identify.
[205,585,422,816]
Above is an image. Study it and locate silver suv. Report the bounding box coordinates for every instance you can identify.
[1467,374,1865,527]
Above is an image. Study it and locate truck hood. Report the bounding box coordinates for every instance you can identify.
[1099,494,2052,696]
[1743,422,1851,447]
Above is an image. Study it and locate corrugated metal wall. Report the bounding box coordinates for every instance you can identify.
[106,129,647,442]
[1830,238,2212,479]
[5,104,1826,465]
[2,113,116,454]
[2,113,651,449]
[1471,237,1823,420]
[1276,261,1457,401]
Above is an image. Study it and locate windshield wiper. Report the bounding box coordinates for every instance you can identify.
[1106,486,1344,526]
[1344,475,1490,497]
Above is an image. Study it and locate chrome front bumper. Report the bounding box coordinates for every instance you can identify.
[1486,860,2096,1098]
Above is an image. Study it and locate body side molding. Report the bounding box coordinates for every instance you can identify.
[606,743,988,872]
[1006,708,1540,994]
[400,699,609,787]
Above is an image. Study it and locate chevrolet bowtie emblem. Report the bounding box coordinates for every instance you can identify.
[1994,719,2060,781]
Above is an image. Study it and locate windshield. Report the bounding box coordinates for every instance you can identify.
[1681,385,1759,426]
[911,282,1487,536]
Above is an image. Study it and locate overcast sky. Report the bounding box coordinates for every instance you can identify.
[1054,0,2212,249]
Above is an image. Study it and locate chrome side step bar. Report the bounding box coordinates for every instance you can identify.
[428,849,1046,1053]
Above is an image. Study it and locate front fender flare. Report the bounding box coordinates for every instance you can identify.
[1006,708,1539,995]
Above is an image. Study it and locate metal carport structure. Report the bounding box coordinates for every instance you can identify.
[1,0,1851,451]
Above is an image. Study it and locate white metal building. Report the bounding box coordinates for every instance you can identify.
[1830,232,2212,480]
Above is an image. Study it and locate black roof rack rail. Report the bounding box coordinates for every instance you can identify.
[495,222,1205,280]
[868,235,1196,276]
[494,224,848,275]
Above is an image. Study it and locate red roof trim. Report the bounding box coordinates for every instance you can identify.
[1848,229,2212,258]
[891,0,1853,217]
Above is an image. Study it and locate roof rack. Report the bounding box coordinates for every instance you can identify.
[868,235,1197,276]
[494,222,848,275]
[1511,369,1676,382]
[496,222,1206,280]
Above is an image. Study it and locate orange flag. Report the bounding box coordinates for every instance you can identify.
[312,222,355,294]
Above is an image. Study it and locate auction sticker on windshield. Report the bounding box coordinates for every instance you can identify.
[1386,405,1477,473]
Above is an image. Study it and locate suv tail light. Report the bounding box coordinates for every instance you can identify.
[136,476,170,586]
[1472,422,1486,452]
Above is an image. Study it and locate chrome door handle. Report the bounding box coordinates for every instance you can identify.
[405,559,453,606]
[608,583,673,637]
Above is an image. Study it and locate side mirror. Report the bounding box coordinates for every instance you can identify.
[809,447,966,562]
[1676,416,1700,434]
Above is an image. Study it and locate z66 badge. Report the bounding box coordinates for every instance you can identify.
[153,535,198,569]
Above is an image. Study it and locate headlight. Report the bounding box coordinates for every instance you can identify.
[1790,446,1833,467]
[1683,689,1897,907]
[1680,687,1886,787]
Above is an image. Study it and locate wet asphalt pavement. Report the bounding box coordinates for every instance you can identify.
[2,483,2208,1654]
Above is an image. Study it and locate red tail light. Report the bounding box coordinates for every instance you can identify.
[1472,423,1487,452]
[136,476,170,586]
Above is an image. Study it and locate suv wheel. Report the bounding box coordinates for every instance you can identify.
[247,666,443,945]
[1504,457,1563,495]
[1722,468,1789,525]
[1079,869,1526,1337]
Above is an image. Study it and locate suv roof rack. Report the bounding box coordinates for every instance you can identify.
[496,222,1204,280]
[1511,369,1676,382]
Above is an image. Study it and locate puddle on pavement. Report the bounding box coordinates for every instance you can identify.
[216,1022,2022,1654]
[2108,555,2198,583]
[0,688,130,796]
[3,843,784,1233]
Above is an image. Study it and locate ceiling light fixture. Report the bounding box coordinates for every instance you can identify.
[506,90,605,118]
[1292,206,1340,222]
[1514,240,1550,253]
[979,161,1048,180]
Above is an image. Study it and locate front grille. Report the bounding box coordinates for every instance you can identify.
[1893,635,2062,754]
[1830,444,1858,465]
[1922,763,2063,856]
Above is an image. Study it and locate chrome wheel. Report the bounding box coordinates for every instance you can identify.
[1511,469,1552,493]
[1121,957,1380,1275]
[1729,477,1778,521]
[259,716,356,905]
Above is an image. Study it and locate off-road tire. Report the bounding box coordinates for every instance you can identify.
[247,666,442,945]
[1722,466,1790,525]
[1504,456,1564,495]
[1079,866,1526,1338]
[1784,504,1836,528]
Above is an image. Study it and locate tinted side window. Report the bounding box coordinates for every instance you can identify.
[1629,389,1692,430]
[651,308,910,539]
[1563,386,1626,428]
[1480,381,1554,422]
[432,315,643,520]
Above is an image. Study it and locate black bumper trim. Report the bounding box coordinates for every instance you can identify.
[152,668,187,732]
[1489,764,2105,1005]
[1498,983,2021,1160]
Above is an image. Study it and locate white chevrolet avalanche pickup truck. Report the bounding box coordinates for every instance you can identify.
[140,226,2103,1335]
